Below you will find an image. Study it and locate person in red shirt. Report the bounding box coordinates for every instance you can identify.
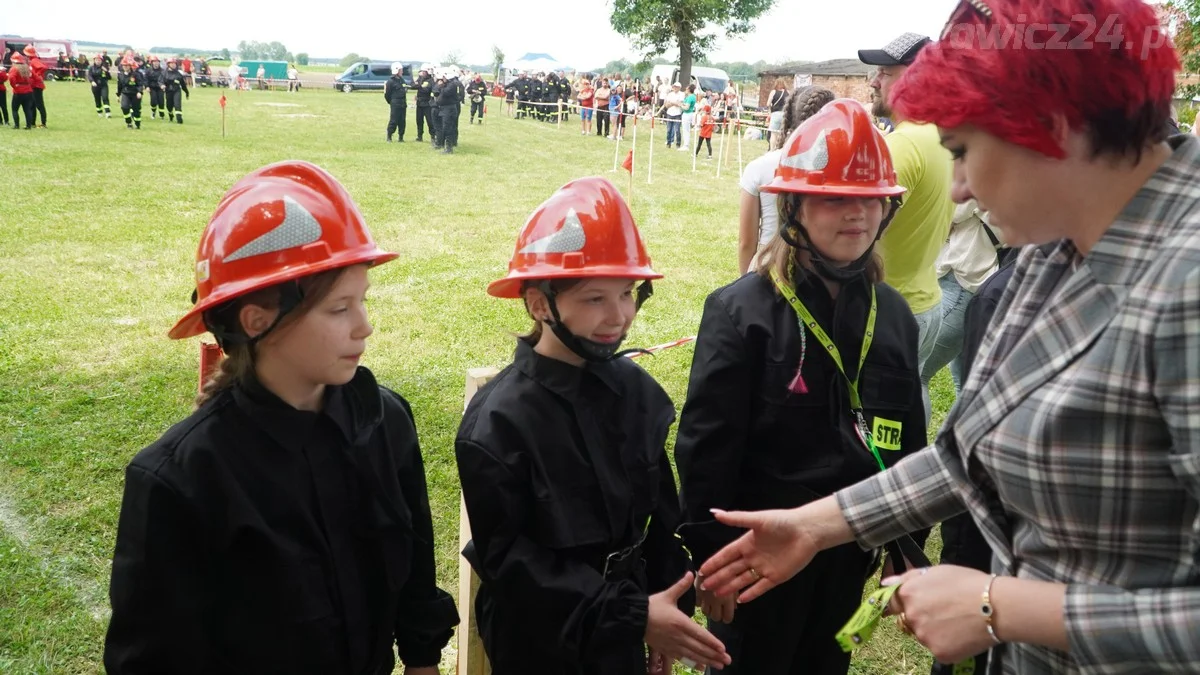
[8,54,34,129]
[695,103,716,159]
[0,65,9,126]
[23,46,47,127]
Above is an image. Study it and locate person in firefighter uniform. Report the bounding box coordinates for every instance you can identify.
[513,72,531,119]
[162,58,189,124]
[530,73,545,121]
[414,68,436,143]
[435,73,464,154]
[104,160,459,675]
[542,72,560,123]
[145,56,167,120]
[24,46,48,128]
[466,74,487,125]
[557,72,572,123]
[456,176,732,674]
[675,100,929,675]
[87,53,112,118]
[385,62,408,142]
[117,61,145,129]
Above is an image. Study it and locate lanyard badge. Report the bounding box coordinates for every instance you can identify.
[769,267,884,471]
[836,583,900,652]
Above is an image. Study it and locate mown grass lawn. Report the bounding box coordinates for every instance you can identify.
[0,80,956,674]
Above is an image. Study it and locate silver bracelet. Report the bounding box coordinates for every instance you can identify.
[981,574,1002,645]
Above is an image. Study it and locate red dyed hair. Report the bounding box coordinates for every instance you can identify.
[892,0,1180,158]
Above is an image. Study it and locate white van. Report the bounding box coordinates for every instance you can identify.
[649,64,730,94]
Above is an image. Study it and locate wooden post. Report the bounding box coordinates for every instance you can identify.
[457,367,500,675]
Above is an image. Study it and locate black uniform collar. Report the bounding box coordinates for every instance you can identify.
[232,367,384,450]
[513,339,624,399]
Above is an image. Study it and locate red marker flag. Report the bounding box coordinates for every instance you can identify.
[219,94,227,108]
[622,149,634,174]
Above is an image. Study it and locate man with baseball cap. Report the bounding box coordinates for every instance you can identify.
[859,32,954,428]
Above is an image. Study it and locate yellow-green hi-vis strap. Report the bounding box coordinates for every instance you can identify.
[769,266,877,409]
[769,266,884,472]
[836,583,900,652]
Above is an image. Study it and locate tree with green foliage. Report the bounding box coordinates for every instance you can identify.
[238,41,259,60]
[491,45,505,83]
[610,0,774,92]
[444,49,463,66]
[602,58,633,75]
[1168,1,1200,97]
[296,53,309,66]
[220,48,231,61]
[340,53,366,67]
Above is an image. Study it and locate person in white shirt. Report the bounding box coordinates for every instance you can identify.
[287,65,299,92]
[659,82,685,148]
[736,87,835,274]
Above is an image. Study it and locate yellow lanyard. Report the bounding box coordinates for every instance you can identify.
[769,266,884,471]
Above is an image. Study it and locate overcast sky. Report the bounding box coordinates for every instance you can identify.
[8,0,962,68]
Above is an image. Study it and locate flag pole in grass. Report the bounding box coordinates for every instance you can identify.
[716,117,727,179]
[219,94,227,138]
[629,117,638,200]
[611,112,623,173]
[647,113,655,185]
[622,148,634,203]
[691,120,699,174]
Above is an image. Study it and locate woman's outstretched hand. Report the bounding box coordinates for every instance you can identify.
[698,496,856,603]
[696,508,818,603]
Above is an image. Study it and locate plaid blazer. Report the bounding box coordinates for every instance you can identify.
[836,135,1200,674]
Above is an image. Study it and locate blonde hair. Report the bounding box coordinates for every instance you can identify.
[195,267,350,407]
[754,193,886,287]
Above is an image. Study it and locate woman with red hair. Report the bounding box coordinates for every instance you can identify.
[696,0,1200,672]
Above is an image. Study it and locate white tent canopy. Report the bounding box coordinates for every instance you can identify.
[505,52,571,74]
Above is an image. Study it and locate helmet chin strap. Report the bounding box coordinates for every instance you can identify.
[537,280,654,363]
[781,196,901,284]
[199,281,304,352]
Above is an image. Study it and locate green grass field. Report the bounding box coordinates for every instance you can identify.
[0,80,956,674]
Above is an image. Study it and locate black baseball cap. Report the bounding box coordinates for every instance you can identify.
[858,32,932,66]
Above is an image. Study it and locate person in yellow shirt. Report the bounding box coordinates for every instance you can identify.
[859,32,955,424]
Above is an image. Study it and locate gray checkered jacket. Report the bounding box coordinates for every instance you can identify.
[836,135,1200,673]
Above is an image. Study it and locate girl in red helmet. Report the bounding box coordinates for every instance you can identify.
[701,2,1200,673]
[104,161,458,675]
[674,99,930,675]
[455,176,731,674]
[8,53,34,130]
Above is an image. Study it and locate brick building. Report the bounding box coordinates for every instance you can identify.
[756,59,874,108]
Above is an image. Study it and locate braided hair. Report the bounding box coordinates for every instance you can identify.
[775,86,836,149]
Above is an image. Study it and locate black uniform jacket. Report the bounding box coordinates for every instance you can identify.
[466,80,487,101]
[456,340,694,673]
[385,75,407,106]
[676,271,928,566]
[104,367,458,675]
[117,70,145,97]
[145,65,164,88]
[87,63,111,84]
[436,78,464,107]
[163,68,189,95]
[415,74,435,106]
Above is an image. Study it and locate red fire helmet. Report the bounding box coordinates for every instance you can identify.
[488,176,661,298]
[762,98,906,199]
[169,160,398,339]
